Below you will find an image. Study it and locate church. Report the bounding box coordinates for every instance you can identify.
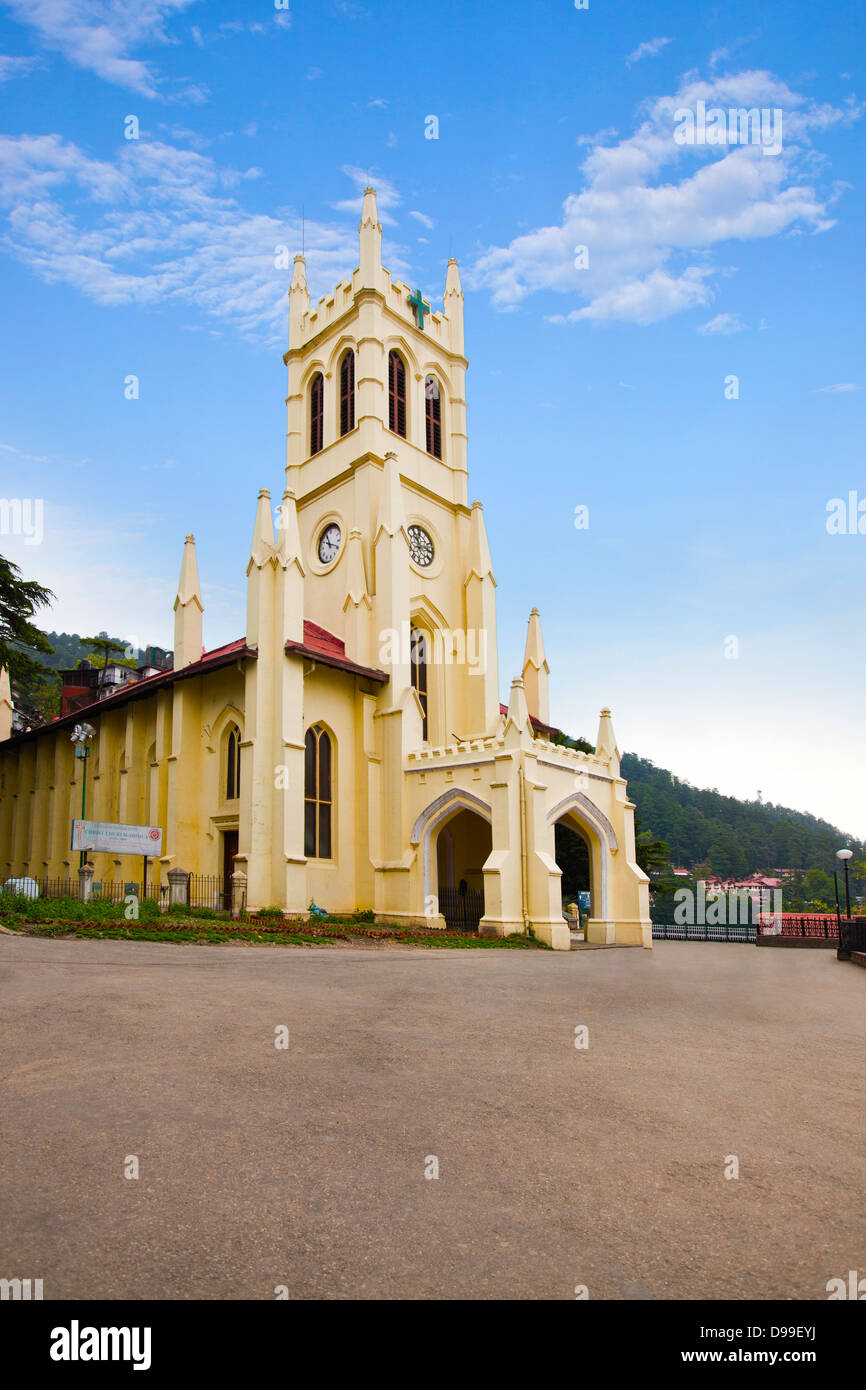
[0,189,651,950]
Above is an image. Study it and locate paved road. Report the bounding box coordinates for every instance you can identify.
[1,935,863,1300]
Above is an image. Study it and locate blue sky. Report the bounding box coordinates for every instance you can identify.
[0,0,864,837]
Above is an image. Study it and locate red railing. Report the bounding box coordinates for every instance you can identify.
[757,914,839,939]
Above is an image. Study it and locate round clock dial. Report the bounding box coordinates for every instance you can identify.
[317,523,342,564]
[408,525,434,568]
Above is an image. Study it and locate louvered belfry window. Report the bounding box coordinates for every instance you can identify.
[388,350,407,437]
[310,372,324,455]
[425,377,442,458]
[339,351,355,436]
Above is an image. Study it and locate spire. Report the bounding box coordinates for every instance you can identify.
[375,452,408,543]
[444,257,464,355]
[250,487,276,567]
[275,490,304,646]
[466,500,494,581]
[343,527,369,606]
[275,490,304,573]
[289,254,310,345]
[595,706,620,774]
[359,186,382,285]
[522,608,550,726]
[173,534,203,671]
[504,676,529,735]
[342,528,371,666]
[0,665,13,741]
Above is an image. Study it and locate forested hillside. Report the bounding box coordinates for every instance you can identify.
[621,752,864,878]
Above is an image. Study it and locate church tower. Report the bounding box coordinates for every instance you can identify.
[282,187,499,747]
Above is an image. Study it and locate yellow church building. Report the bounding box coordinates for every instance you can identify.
[0,189,651,951]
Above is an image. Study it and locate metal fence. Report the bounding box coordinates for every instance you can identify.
[653,923,756,943]
[756,915,838,939]
[89,879,166,905]
[188,875,230,912]
[438,886,484,934]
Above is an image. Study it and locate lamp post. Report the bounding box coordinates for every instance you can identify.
[836,848,853,921]
[70,723,95,867]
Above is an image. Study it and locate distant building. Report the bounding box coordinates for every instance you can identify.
[59,650,174,716]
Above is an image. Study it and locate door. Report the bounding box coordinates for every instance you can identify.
[222,830,239,911]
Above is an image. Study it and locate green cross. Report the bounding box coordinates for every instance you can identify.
[408,287,431,329]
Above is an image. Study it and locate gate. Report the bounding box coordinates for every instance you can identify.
[438,885,484,934]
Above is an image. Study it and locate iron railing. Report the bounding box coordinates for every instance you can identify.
[188,875,230,912]
[756,915,838,939]
[438,886,484,934]
[653,923,756,943]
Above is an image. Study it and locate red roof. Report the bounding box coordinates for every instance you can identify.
[302,620,347,661]
[286,621,388,684]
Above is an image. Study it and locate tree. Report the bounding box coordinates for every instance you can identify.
[0,553,54,688]
[80,634,129,697]
[633,811,670,878]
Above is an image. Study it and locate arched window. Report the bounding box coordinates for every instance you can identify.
[339,350,355,436]
[226,724,241,801]
[410,626,429,740]
[388,350,407,437]
[425,376,442,459]
[310,372,324,455]
[304,725,332,858]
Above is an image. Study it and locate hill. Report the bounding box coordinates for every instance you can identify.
[621,751,864,881]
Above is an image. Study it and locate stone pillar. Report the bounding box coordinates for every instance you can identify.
[78,862,94,902]
[231,869,247,919]
[167,867,190,909]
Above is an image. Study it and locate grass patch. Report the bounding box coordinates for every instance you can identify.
[2,915,549,949]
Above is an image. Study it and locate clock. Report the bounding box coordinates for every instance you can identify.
[317,523,342,564]
[408,525,434,568]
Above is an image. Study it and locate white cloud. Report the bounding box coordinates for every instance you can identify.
[471,69,861,327]
[626,36,671,67]
[814,382,862,393]
[699,311,748,335]
[0,53,39,80]
[368,97,388,108]
[409,210,434,229]
[0,136,371,344]
[1,0,202,98]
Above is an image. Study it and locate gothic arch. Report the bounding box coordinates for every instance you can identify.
[547,792,616,921]
[410,788,492,911]
[304,720,336,860]
[547,791,618,851]
[325,334,358,377]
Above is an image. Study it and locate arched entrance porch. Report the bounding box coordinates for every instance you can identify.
[548,790,619,942]
[409,790,493,933]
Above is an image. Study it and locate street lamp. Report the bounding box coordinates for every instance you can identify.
[836,848,853,920]
[70,723,95,868]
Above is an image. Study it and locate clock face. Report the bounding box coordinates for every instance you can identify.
[317,523,342,564]
[408,525,434,568]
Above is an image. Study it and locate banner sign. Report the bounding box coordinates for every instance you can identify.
[71,820,163,856]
